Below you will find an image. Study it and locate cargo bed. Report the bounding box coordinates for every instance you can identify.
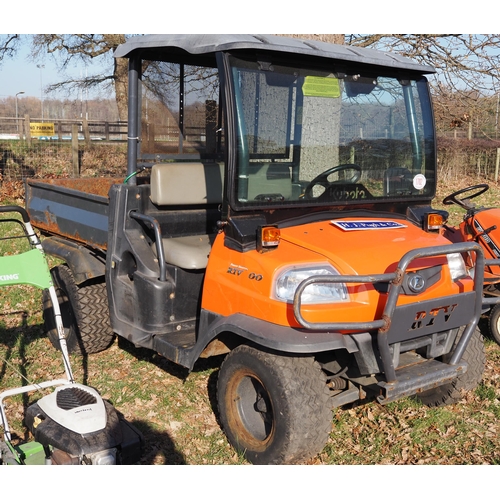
[25,178,123,251]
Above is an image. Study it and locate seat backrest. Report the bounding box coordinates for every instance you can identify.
[150,162,224,206]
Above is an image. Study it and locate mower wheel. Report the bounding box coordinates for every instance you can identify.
[416,325,485,407]
[217,344,332,464]
[488,303,500,345]
[43,264,115,355]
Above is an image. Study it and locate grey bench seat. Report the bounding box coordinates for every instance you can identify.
[149,163,223,269]
[154,234,213,270]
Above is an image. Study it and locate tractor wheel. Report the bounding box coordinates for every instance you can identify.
[217,344,332,464]
[416,325,485,407]
[43,264,115,355]
[488,303,500,345]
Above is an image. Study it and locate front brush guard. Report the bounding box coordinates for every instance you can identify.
[293,242,484,403]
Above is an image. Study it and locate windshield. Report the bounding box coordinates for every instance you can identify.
[229,55,436,209]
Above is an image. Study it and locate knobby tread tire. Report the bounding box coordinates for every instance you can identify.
[43,264,115,355]
[416,326,485,407]
[217,344,332,465]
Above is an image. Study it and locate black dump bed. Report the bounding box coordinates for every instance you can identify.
[25,177,122,251]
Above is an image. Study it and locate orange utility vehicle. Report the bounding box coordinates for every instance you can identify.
[25,35,489,464]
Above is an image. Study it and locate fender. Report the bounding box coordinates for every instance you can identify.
[42,236,106,285]
[153,311,360,371]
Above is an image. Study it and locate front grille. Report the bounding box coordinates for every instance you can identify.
[56,387,97,410]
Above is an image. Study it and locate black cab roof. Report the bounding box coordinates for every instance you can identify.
[114,34,436,74]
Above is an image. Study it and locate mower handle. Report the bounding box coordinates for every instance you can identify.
[0,205,30,223]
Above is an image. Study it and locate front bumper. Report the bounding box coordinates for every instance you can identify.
[293,242,485,403]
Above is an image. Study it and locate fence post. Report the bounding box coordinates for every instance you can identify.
[82,117,91,146]
[71,124,80,177]
[496,148,500,183]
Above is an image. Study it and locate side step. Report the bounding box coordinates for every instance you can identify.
[376,358,468,404]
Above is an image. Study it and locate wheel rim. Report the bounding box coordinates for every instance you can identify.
[226,369,275,448]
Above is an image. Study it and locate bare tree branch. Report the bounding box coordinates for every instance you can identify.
[32,34,125,64]
[31,34,128,117]
[279,34,344,45]
[0,34,20,62]
[22,34,500,131]
[347,34,500,123]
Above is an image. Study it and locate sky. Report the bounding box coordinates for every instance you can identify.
[0,3,491,103]
[0,41,110,101]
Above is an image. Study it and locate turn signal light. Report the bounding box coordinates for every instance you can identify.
[424,212,444,232]
[257,225,280,252]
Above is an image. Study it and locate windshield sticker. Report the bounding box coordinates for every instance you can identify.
[302,76,341,98]
[331,220,406,231]
[413,174,427,190]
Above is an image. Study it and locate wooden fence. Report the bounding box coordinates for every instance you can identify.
[0,116,128,143]
[2,114,500,184]
[0,115,205,150]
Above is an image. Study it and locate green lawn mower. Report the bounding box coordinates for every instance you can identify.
[0,205,143,465]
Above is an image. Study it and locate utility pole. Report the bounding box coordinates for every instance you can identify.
[37,64,45,120]
[15,91,25,134]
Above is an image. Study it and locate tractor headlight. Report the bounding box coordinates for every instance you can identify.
[447,252,468,281]
[274,265,349,304]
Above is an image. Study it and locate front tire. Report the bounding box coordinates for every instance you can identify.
[217,345,332,464]
[43,264,115,355]
[416,325,485,407]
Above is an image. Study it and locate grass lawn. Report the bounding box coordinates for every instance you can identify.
[1,176,500,464]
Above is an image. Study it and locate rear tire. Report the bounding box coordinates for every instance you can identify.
[217,345,332,464]
[43,264,115,355]
[416,325,485,407]
[488,303,500,345]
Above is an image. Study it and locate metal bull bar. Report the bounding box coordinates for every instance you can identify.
[293,242,485,403]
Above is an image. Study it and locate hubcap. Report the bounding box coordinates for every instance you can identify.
[234,375,273,442]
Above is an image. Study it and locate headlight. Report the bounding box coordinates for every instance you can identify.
[447,252,468,281]
[274,264,349,304]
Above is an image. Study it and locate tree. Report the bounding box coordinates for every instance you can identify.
[348,34,500,93]
[3,34,500,131]
[0,35,20,62]
[281,35,500,137]
[347,35,500,131]
[31,35,129,120]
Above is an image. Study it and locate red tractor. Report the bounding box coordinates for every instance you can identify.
[442,184,500,343]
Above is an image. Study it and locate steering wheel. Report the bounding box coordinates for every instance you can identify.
[304,164,362,199]
[443,184,489,209]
